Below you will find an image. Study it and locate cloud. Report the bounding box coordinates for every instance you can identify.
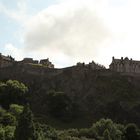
[4,0,140,68]
[24,0,111,67]
[0,0,28,23]
[3,43,24,60]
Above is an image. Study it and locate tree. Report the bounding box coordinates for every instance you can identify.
[124,123,140,140]
[91,119,123,140]
[2,113,16,126]
[0,80,28,109]
[103,129,112,140]
[14,104,37,140]
[9,104,23,119]
[0,126,5,140]
[4,126,15,140]
[47,91,77,121]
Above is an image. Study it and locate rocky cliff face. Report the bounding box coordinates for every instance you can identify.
[0,64,140,128]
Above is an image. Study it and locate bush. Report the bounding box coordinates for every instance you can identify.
[91,119,123,140]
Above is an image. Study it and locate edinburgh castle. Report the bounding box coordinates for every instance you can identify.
[0,53,54,68]
[1,52,140,74]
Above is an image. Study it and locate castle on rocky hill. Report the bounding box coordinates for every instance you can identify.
[1,53,140,73]
[0,53,54,68]
[109,57,140,73]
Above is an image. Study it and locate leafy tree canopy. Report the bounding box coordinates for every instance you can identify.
[0,80,28,109]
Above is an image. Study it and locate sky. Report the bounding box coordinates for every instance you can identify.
[0,0,140,68]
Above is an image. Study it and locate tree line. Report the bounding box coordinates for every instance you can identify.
[0,80,140,140]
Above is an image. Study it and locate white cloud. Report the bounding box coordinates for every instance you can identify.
[24,0,111,67]
[2,0,140,68]
[3,43,24,60]
[0,0,28,23]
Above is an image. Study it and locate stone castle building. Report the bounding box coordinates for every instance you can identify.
[40,58,54,68]
[109,57,140,73]
[21,58,39,64]
[0,53,54,68]
[0,53,15,68]
[1,52,140,73]
[20,58,54,68]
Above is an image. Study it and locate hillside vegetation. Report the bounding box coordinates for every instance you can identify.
[0,80,140,140]
[0,65,140,128]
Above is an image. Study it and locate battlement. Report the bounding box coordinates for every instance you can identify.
[76,61,106,70]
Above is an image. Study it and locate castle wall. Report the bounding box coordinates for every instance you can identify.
[0,60,13,68]
[109,57,140,74]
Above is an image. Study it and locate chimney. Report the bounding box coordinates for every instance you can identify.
[121,57,123,60]
[112,56,115,61]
